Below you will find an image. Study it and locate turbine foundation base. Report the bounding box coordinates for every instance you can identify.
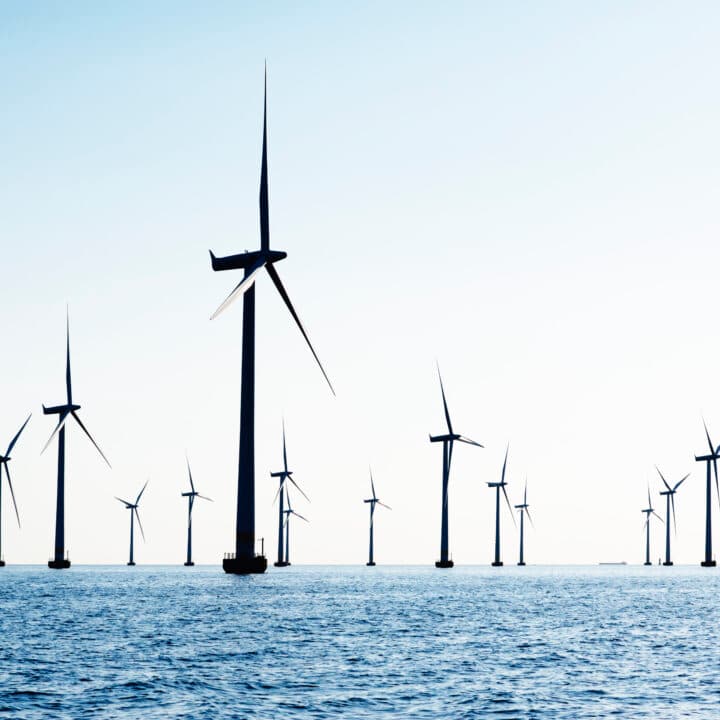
[517,562,526,566]
[662,561,673,566]
[0,561,5,568]
[184,562,194,567]
[274,561,290,567]
[701,560,717,567]
[127,562,136,567]
[492,561,504,567]
[366,561,376,566]
[643,562,652,566]
[48,559,71,569]
[435,560,454,568]
[223,555,267,574]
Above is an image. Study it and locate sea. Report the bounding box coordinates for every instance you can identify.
[0,565,718,719]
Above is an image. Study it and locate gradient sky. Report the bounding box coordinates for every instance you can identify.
[2,2,720,565]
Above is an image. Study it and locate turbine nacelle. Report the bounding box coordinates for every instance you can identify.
[43,403,81,415]
[209,248,287,272]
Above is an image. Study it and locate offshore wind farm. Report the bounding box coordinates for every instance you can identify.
[3,3,720,718]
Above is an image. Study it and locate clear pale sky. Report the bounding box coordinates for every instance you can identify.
[1,2,720,565]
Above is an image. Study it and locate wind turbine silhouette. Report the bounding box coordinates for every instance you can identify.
[42,313,110,569]
[429,366,482,568]
[209,68,333,575]
[488,445,515,567]
[270,421,308,568]
[694,420,720,567]
[282,490,308,566]
[364,468,391,566]
[657,467,689,566]
[514,478,533,566]
[182,458,212,567]
[116,481,148,566]
[641,485,663,566]
[0,415,31,567]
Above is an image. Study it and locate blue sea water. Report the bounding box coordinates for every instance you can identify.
[0,565,718,719]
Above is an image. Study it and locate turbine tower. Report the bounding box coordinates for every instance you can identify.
[694,420,720,567]
[641,485,663,566]
[209,69,334,575]
[0,415,31,567]
[429,366,483,568]
[364,468,391,566]
[42,313,110,569]
[282,490,308,566]
[115,481,148,566]
[487,445,515,567]
[182,458,213,566]
[270,421,308,568]
[514,478,533,566]
[657,467,689,566]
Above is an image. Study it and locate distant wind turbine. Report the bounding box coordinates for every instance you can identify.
[0,414,31,567]
[116,481,148,566]
[182,458,212,567]
[364,468,391,566]
[282,490,308,566]
[694,420,720,567]
[209,68,334,575]
[429,366,483,568]
[641,485,663,567]
[514,479,533,566]
[42,312,110,569]
[270,421,308,568]
[488,445,516,567]
[657,467,689,566]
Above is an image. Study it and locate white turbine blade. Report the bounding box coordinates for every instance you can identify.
[71,412,111,468]
[436,364,453,436]
[456,435,483,448]
[114,496,132,507]
[135,508,146,541]
[502,484,517,527]
[272,477,287,505]
[288,476,310,503]
[292,510,309,523]
[655,466,672,493]
[378,501,392,511]
[6,413,31,457]
[653,511,664,524]
[197,494,213,502]
[135,479,149,505]
[4,463,21,528]
[186,456,195,494]
[210,257,266,320]
[673,473,690,492]
[40,411,70,455]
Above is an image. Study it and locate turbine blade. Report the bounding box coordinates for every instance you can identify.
[66,309,72,405]
[135,479,149,505]
[447,440,454,479]
[713,459,720,514]
[272,477,287,505]
[40,411,70,455]
[292,510,309,523]
[647,485,651,511]
[501,444,509,485]
[260,65,269,252]
[436,364,453,435]
[115,496,132,506]
[4,463,21,528]
[524,480,528,506]
[210,257,267,320]
[673,473,690,492]
[671,494,677,535]
[655,466,671,493]
[370,467,376,500]
[71,412,111,468]
[525,507,535,528]
[456,435,483,448]
[197,494,213,502]
[282,419,288,473]
[186,456,195,494]
[502,484,516,526]
[378,501,392,510]
[135,508,146,541]
[288,476,310,503]
[704,418,714,455]
[265,264,335,395]
[653,511,664,524]
[6,413,31,457]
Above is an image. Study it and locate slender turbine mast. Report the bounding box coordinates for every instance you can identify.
[42,313,110,569]
[181,458,213,566]
[487,445,516,567]
[270,421,308,567]
[429,366,483,568]
[282,490,308,566]
[641,485,663,566]
[514,479,533,566]
[0,415,31,567]
[657,467,689,566]
[694,420,720,567]
[115,481,148,566]
[209,69,334,575]
[364,468,391,566]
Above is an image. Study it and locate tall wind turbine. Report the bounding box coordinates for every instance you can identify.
[364,468,391,566]
[641,485,663,566]
[282,490,308,566]
[429,366,483,568]
[487,445,515,567]
[209,69,334,575]
[42,313,110,569]
[0,415,31,567]
[657,467,689,566]
[182,458,212,566]
[514,478,533,566]
[270,421,308,568]
[694,420,720,567]
[116,481,148,566]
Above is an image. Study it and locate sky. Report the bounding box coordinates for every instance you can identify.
[1,1,720,566]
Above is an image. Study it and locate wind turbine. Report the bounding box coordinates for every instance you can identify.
[657,467,689,566]
[209,68,334,575]
[694,420,720,567]
[270,421,308,567]
[282,490,308,566]
[364,468,391,566]
[116,481,148,566]
[487,445,515,567]
[641,485,663,566]
[429,366,483,568]
[42,312,110,569]
[514,478,533,566]
[182,458,212,566]
[0,414,31,567]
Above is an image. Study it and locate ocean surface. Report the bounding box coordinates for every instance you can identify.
[0,565,718,719]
